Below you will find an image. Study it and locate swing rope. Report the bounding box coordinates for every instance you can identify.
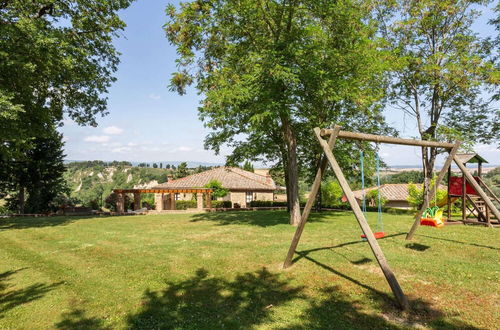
[360,150,385,240]
[375,153,383,233]
[360,151,367,215]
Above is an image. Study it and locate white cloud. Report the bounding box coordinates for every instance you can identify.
[177,146,193,152]
[102,142,122,147]
[84,135,110,143]
[111,147,132,153]
[103,126,124,135]
[475,143,499,154]
[149,93,161,100]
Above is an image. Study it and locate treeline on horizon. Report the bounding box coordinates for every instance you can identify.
[66,160,215,171]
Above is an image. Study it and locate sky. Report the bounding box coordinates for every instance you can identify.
[59,1,500,167]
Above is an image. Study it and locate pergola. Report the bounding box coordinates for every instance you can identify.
[112,188,213,213]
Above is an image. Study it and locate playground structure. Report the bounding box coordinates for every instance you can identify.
[443,154,499,227]
[283,126,500,310]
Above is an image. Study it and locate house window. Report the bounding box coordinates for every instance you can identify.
[246,192,253,204]
[174,193,180,200]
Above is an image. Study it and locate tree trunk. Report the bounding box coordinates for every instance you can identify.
[315,185,322,212]
[281,116,301,225]
[282,154,291,213]
[18,186,25,214]
[421,125,438,205]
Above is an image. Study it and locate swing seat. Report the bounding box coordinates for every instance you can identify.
[361,231,386,240]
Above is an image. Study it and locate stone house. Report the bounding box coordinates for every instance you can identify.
[343,183,446,209]
[152,166,277,209]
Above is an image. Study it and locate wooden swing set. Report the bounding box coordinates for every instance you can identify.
[283,125,500,310]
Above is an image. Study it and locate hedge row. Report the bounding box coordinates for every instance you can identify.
[175,200,197,210]
[176,200,233,209]
[212,200,232,208]
[248,201,287,207]
[321,203,414,215]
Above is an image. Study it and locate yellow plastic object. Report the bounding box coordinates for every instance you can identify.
[420,206,445,228]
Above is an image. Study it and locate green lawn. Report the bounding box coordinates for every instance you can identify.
[0,211,498,329]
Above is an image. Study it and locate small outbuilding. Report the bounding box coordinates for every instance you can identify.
[343,183,446,209]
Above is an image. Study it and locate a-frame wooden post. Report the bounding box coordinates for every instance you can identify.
[406,141,461,240]
[314,128,409,310]
[283,126,341,269]
[454,158,500,227]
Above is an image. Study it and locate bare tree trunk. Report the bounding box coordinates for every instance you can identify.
[18,186,25,214]
[280,148,291,213]
[315,185,322,212]
[281,116,301,226]
[313,155,323,212]
[284,164,291,213]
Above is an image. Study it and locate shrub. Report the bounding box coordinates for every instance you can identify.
[204,180,229,199]
[105,193,131,211]
[365,189,387,207]
[248,200,288,207]
[407,177,447,210]
[0,205,9,215]
[321,180,343,205]
[87,199,100,211]
[249,200,273,207]
[176,200,197,210]
[211,200,232,208]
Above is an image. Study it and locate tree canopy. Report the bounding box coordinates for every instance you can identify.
[383,0,499,189]
[165,0,392,224]
[0,0,134,129]
[0,0,134,213]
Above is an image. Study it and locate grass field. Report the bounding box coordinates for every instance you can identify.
[0,210,498,329]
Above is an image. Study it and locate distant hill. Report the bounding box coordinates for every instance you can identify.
[64,159,222,167]
[64,161,217,206]
[64,162,170,206]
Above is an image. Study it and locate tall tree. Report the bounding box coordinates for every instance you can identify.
[175,162,189,178]
[0,125,67,214]
[165,0,391,225]
[242,161,254,173]
[383,0,499,193]
[0,0,134,211]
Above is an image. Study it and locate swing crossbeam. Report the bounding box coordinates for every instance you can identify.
[320,129,456,149]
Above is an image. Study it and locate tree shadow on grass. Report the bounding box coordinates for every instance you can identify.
[55,309,110,330]
[283,285,480,330]
[127,267,306,329]
[0,268,62,317]
[416,234,500,251]
[291,232,406,263]
[189,210,348,227]
[0,215,107,231]
[290,252,480,329]
[126,266,478,329]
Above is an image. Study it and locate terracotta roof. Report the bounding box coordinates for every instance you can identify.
[345,183,447,202]
[455,153,488,164]
[152,167,276,191]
